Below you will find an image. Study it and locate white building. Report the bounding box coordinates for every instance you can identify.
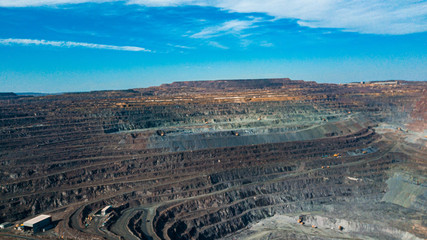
[0,222,12,229]
[101,205,112,216]
[23,215,51,233]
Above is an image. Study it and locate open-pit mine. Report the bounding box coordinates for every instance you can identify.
[0,78,426,240]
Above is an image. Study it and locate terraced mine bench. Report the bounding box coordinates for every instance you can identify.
[0,79,425,240]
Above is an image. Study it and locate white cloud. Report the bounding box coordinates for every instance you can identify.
[260,41,273,47]
[126,0,206,7]
[167,43,195,49]
[0,38,151,52]
[0,0,206,7]
[0,0,114,7]
[191,19,258,38]
[213,0,427,35]
[1,0,426,35]
[208,41,228,49]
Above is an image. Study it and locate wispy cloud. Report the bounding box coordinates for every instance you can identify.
[0,38,151,52]
[1,0,427,35]
[191,19,259,39]
[127,0,206,7]
[167,43,195,49]
[260,41,273,47]
[208,41,228,49]
[0,0,112,7]
[215,0,427,35]
[0,0,205,7]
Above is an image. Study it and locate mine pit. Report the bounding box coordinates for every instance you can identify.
[0,79,426,239]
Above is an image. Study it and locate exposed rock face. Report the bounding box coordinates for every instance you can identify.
[0,79,425,239]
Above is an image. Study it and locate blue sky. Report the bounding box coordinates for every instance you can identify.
[0,0,426,92]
